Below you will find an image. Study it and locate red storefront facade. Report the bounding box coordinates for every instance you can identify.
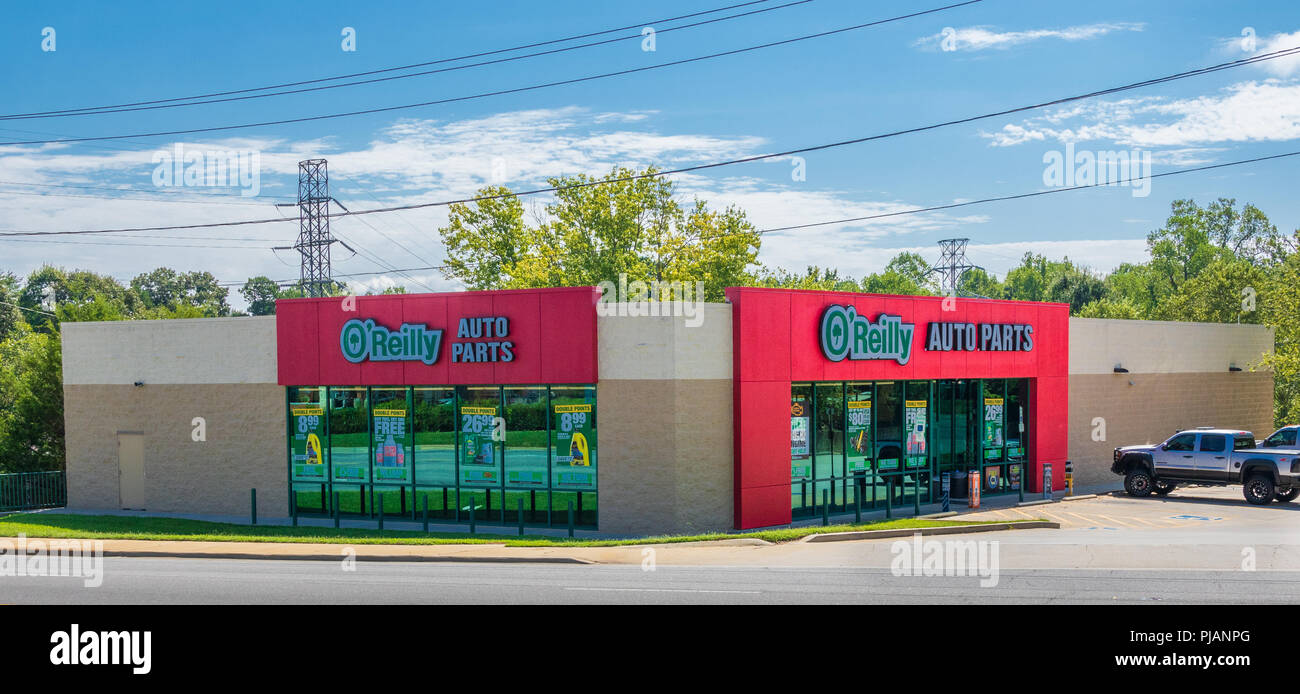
[727,287,1070,530]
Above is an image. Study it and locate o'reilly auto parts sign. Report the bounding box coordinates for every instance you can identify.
[819,305,915,365]
[819,304,1034,364]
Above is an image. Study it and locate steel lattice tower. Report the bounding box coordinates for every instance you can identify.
[929,238,981,295]
[294,159,335,297]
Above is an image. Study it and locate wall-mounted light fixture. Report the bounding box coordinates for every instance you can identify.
[1113,365,1129,373]
[1228,365,1243,372]
[133,381,144,387]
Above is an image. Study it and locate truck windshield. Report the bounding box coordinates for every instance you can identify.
[1234,437,1256,450]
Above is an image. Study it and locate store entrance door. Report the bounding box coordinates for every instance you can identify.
[935,380,979,498]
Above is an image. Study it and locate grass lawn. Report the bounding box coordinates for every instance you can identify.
[0,513,1035,548]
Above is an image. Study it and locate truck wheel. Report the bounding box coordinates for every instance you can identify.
[1243,475,1275,505]
[1276,488,1299,502]
[1153,480,1176,496]
[1124,469,1153,497]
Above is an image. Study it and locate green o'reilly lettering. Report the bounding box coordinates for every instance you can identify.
[819,305,914,365]
[340,318,443,365]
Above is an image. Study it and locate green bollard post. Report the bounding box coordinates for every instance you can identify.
[567,501,575,539]
[885,479,892,519]
[333,491,340,529]
[469,495,476,535]
[422,495,429,533]
[517,498,524,536]
[291,491,298,527]
[378,500,384,531]
[1018,468,1025,503]
[822,489,829,526]
[855,493,861,524]
[250,488,257,525]
[913,473,921,516]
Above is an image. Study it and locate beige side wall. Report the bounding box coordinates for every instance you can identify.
[1069,317,1273,374]
[597,304,733,534]
[62,316,277,385]
[62,315,283,516]
[1067,309,1277,492]
[64,384,287,516]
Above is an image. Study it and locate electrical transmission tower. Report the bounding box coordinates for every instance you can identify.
[294,159,336,297]
[928,238,982,296]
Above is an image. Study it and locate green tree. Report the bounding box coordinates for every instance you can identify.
[130,268,229,316]
[957,268,1004,299]
[0,326,64,472]
[0,271,25,342]
[438,167,761,301]
[861,252,937,296]
[240,276,282,316]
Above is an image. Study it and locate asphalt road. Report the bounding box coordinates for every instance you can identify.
[3,557,1298,604]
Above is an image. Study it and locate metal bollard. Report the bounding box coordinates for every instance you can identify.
[913,473,920,516]
[822,489,829,526]
[422,495,429,533]
[854,494,861,524]
[250,488,257,525]
[1043,463,1053,500]
[333,491,340,529]
[567,501,575,538]
[378,500,384,531]
[885,479,893,519]
[517,498,525,536]
[469,495,476,534]
[291,492,298,527]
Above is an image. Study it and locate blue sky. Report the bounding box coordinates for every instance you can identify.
[1,0,1298,308]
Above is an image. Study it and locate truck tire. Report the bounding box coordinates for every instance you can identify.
[1153,480,1176,496]
[1124,469,1153,497]
[1276,487,1299,502]
[1243,474,1275,505]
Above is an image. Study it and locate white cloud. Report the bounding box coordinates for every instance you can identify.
[982,80,1300,149]
[1222,29,1300,78]
[914,22,1144,52]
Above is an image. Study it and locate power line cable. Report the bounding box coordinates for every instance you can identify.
[1,0,817,120]
[1,0,792,119]
[3,44,1294,239]
[0,1,983,146]
[204,148,1300,285]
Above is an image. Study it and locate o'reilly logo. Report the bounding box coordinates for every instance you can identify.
[340,319,442,365]
[50,624,151,675]
[820,305,914,365]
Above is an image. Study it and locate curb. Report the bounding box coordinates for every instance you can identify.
[1061,494,1098,502]
[916,511,959,519]
[1017,499,1054,507]
[97,550,594,564]
[800,521,1058,543]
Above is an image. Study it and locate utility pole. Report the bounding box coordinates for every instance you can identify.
[928,238,982,296]
[294,159,334,297]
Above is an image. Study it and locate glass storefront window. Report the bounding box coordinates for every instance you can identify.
[457,386,503,490]
[790,384,812,512]
[288,386,327,513]
[549,386,596,492]
[370,388,412,486]
[413,387,456,519]
[290,384,597,528]
[875,382,903,472]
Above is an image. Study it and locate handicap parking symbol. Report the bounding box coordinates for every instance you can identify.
[1168,514,1221,521]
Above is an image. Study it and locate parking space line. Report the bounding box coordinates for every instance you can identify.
[1060,511,1101,526]
[1036,510,1075,526]
[1095,514,1141,529]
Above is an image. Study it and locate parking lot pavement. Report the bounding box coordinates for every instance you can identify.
[952,484,1300,533]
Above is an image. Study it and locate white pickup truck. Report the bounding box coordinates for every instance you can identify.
[1112,428,1300,505]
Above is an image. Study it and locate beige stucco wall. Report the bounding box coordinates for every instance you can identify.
[62,317,284,516]
[1068,317,1273,374]
[1066,318,1275,489]
[597,304,733,535]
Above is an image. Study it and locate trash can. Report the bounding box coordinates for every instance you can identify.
[951,471,969,498]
